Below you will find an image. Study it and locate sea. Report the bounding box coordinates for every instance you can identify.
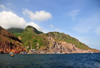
[0,53,100,68]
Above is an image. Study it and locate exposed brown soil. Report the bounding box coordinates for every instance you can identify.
[0,26,27,53]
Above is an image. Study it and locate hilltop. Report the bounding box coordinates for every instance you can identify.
[18,25,100,53]
[19,25,47,51]
[0,25,99,54]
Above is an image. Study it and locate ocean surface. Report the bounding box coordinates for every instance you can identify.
[0,53,100,68]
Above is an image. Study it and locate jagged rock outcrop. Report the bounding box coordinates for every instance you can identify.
[49,41,84,53]
[39,37,100,53]
[6,25,100,53]
[0,26,27,53]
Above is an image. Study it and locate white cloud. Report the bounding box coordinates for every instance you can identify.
[0,5,6,9]
[95,27,100,35]
[50,25,54,28]
[0,11,42,31]
[23,8,52,21]
[26,22,42,31]
[68,10,80,21]
[0,11,26,29]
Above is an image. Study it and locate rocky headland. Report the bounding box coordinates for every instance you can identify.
[0,25,100,54]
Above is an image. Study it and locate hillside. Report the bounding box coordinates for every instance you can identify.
[7,28,24,33]
[0,26,27,53]
[19,25,47,50]
[7,28,24,37]
[19,25,100,53]
[0,25,99,54]
[46,32,90,50]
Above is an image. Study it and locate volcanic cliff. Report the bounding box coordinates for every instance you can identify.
[0,26,27,53]
[18,25,100,53]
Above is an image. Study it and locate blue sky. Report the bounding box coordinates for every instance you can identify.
[0,0,100,50]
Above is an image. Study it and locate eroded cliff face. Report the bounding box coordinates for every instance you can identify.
[3,25,100,54]
[39,37,99,53]
[0,26,27,53]
[49,41,84,53]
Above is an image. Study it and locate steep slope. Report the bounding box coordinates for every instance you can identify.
[46,32,90,50]
[19,26,100,53]
[46,32,100,53]
[0,26,27,53]
[40,37,100,53]
[7,28,24,37]
[39,37,86,53]
[19,25,48,50]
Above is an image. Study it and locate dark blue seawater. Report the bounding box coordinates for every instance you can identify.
[0,53,100,68]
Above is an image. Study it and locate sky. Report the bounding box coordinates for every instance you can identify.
[0,0,100,50]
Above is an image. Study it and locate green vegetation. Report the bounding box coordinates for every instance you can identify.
[7,28,24,33]
[23,25,43,34]
[7,28,24,37]
[47,32,90,50]
[18,25,90,50]
[1,25,95,52]
[20,25,49,50]
[13,33,21,37]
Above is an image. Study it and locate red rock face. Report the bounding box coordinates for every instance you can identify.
[0,26,27,53]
